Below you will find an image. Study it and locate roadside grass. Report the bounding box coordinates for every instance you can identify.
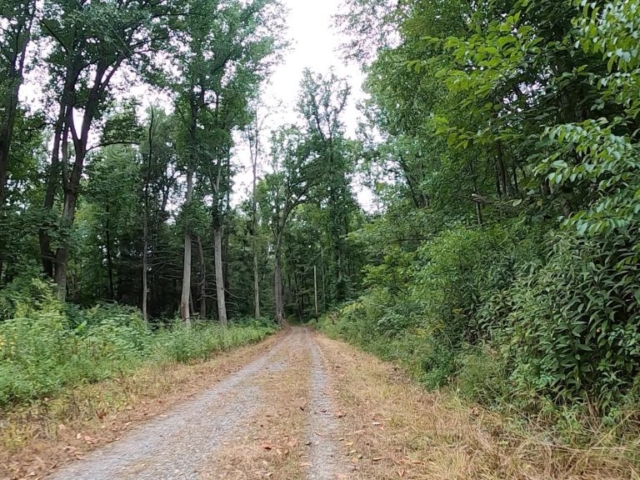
[0,310,279,480]
[0,300,275,407]
[315,333,640,479]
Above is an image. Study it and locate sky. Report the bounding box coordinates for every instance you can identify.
[263,0,365,133]
[231,0,369,205]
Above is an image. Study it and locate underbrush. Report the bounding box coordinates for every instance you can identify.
[0,280,276,407]
[321,220,640,453]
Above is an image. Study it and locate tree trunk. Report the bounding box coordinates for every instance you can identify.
[274,245,284,325]
[142,222,149,321]
[314,265,318,317]
[52,63,111,300]
[142,112,155,322]
[40,101,68,278]
[180,169,194,325]
[214,226,227,325]
[496,141,512,197]
[197,235,207,319]
[105,210,115,300]
[253,244,260,319]
[252,146,260,319]
[54,109,81,301]
[54,190,77,301]
[0,2,34,206]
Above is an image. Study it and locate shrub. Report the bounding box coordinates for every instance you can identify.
[0,289,277,407]
[493,229,640,409]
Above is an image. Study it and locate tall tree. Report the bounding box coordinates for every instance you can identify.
[166,0,284,323]
[298,69,355,303]
[0,0,36,206]
[261,127,317,324]
[39,0,170,299]
[245,98,271,320]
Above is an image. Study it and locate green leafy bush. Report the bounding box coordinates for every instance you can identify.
[0,287,277,407]
[325,219,640,418]
[492,229,640,409]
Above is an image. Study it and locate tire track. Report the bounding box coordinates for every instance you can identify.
[306,329,349,480]
[48,333,292,480]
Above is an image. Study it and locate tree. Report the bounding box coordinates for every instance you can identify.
[165,0,284,323]
[245,96,272,319]
[298,69,356,303]
[260,127,317,324]
[39,0,171,299]
[0,0,36,207]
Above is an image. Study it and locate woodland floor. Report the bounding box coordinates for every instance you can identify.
[3,327,638,480]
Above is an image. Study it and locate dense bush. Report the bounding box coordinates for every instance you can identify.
[324,222,544,384]
[0,283,276,406]
[494,229,640,409]
[323,221,640,416]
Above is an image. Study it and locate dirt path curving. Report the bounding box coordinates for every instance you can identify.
[47,327,349,480]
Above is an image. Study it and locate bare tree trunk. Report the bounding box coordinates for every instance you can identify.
[253,245,260,319]
[40,101,67,278]
[252,158,260,319]
[247,99,268,320]
[142,224,149,321]
[54,122,74,301]
[274,245,284,325]
[197,235,207,319]
[214,226,227,325]
[53,63,112,300]
[496,141,512,197]
[54,191,77,301]
[314,265,318,317]
[142,111,155,322]
[180,169,194,325]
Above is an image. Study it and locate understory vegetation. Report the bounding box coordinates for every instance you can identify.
[0,280,275,407]
[318,0,640,445]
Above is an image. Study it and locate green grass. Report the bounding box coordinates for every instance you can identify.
[0,289,276,407]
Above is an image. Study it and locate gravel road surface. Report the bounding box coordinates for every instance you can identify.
[48,328,346,480]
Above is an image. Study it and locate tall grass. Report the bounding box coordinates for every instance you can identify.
[0,283,276,407]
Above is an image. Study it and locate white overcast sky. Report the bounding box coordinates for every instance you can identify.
[264,0,365,132]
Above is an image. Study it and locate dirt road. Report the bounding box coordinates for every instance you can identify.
[48,328,348,480]
[41,327,639,480]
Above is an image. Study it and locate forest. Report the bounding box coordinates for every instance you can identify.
[2,0,640,456]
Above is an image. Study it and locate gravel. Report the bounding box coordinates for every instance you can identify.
[47,328,346,480]
[48,337,288,480]
[306,328,348,480]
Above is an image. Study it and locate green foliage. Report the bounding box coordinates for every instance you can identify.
[494,229,640,409]
[319,0,640,432]
[0,289,276,407]
[157,320,274,364]
[323,221,547,386]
